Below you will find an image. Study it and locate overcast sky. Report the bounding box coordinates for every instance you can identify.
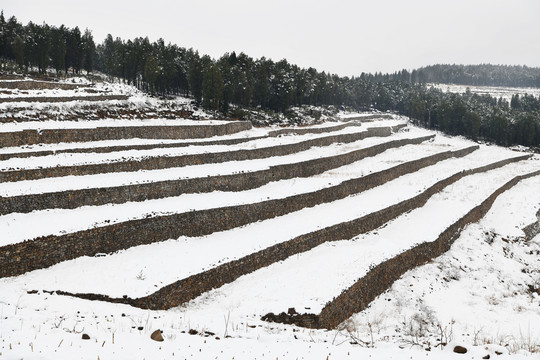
[3,0,540,76]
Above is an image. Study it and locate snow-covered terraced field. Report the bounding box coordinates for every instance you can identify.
[6,152,529,298]
[2,134,454,245]
[178,160,537,320]
[1,80,539,360]
[0,129,427,197]
[0,120,402,170]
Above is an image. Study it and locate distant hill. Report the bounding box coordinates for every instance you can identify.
[411,64,540,88]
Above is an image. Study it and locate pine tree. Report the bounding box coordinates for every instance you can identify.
[143,54,159,93]
[202,62,224,110]
[82,28,95,73]
[188,52,203,104]
[50,26,66,73]
[13,34,24,69]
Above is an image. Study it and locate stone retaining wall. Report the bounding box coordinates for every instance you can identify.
[340,114,394,122]
[523,209,540,240]
[0,125,404,183]
[312,171,540,329]
[0,120,252,148]
[0,135,433,215]
[0,107,194,123]
[0,95,129,103]
[314,168,540,329]
[0,144,478,278]
[44,154,529,310]
[0,80,87,90]
[0,120,363,161]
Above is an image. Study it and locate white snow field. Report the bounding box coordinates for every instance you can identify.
[429,83,540,102]
[1,147,525,296]
[0,125,423,197]
[0,80,539,360]
[0,134,474,245]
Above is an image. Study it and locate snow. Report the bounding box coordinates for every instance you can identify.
[0,118,237,133]
[0,127,428,197]
[429,83,540,102]
[153,160,539,325]
[1,78,540,359]
[0,136,477,246]
[350,175,540,353]
[0,127,270,156]
[0,120,404,171]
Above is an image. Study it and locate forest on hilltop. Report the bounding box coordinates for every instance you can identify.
[0,11,539,148]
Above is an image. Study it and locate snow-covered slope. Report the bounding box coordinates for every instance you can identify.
[0,78,539,360]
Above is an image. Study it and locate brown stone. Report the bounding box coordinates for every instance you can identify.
[150,330,164,342]
[453,346,468,354]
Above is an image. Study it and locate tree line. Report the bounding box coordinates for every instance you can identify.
[0,11,539,147]
[0,12,95,74]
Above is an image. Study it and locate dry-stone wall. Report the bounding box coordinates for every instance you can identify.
[0,95,129,103]
[44,154,529,310]
[0,125,404,183]
[0,135,434,214]
[0,120,363,161]
[341,114,394,122]
[0,121,252,147]
[260,166,539,329]
[0,80,87,90]
[315,169,540,329]
[523,209,540,240]
[0,144,477,279]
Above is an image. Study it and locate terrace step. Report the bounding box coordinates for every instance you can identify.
[0,80,88,90]
[0,145,477,278]
[43,155,529,310]
[314,169,540,329]
[0,94,129,103]
[0,124,404,183]
[0,120,252,147]
[0,120,363,161]
[260,168,540,329]
[0,135,433,214]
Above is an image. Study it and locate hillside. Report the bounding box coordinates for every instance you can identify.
[2,12,540,150]
[0,77,539,359]
[413,64,540,88]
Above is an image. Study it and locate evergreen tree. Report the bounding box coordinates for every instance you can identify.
[0,11,6,59]
[188,52,203,104]
[13,34,24,69]
[143,54,159,93]
[50,26,66,73]
[202,62,224,110]
[82,28,95,73]
[65,26,83,73]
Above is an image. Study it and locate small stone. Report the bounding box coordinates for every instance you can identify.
[150,330,164,342]
[188,329,198,335]
[288,307,297,315]
[81,334,90,340]
[482,355,490,359]
[453,345,467,354]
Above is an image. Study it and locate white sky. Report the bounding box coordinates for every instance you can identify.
[2,0,540,76]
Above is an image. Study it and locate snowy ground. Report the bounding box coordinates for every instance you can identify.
[1,78,539,359]
[428,83,540,102]
[0,125,422,197]
[0,120,405,171]
[0,133,468,246]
